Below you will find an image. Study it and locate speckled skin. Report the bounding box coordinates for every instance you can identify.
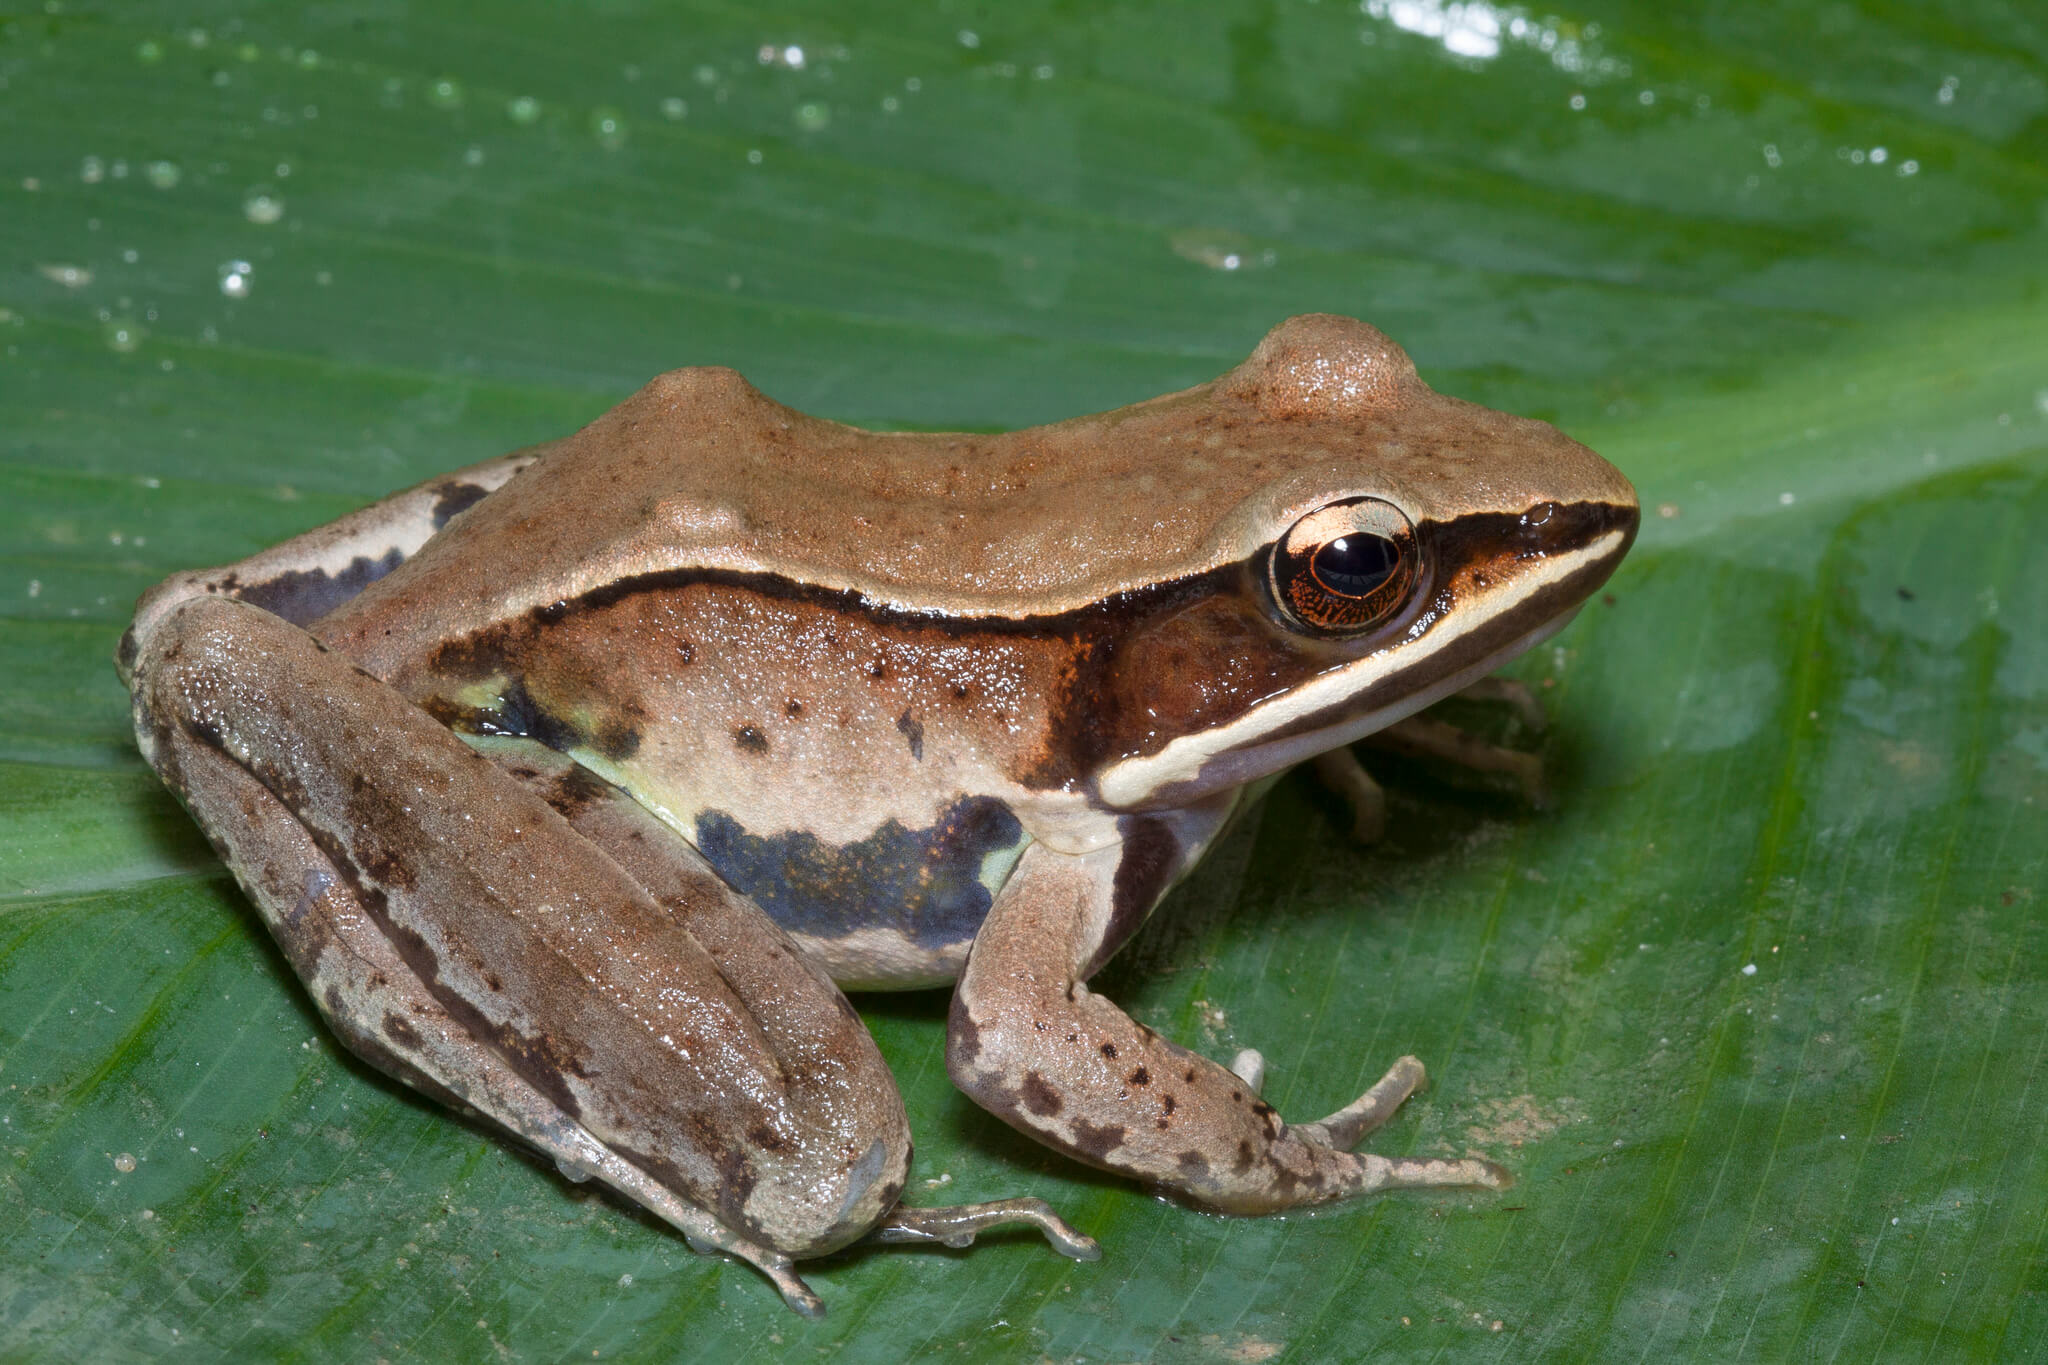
[119,316,1637,1314]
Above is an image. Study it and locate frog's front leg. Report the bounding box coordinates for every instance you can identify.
[123,593,912,1315]
[947,839,1508,1214]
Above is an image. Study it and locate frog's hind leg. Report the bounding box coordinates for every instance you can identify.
[475,737,1101,1271]
[125,593,912,1316]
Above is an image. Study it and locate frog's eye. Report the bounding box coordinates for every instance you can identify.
[1267,497,1420,635]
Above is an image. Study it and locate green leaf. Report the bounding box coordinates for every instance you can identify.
[4,3,2045,1360]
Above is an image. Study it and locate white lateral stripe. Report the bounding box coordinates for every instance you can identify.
[1097,529,1628,806]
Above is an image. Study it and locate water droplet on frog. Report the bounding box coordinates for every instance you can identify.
[145,160,182,189]
[590,107,627,148]
[218,260,252,297]
[428,77,464,109]
[507,94,540,124]
[243,189,283,224]
[103,318,146,352]
[794,101,829,132]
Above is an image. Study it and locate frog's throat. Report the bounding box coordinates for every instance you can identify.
[1093,526,1628,808]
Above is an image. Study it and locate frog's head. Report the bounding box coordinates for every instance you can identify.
[1084,314,1638,809]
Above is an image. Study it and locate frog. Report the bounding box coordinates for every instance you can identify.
[117,314,1638,1316]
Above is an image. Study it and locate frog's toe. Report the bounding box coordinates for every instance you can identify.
[868,1198,1100,1262]
[1292,1054,1429,1150]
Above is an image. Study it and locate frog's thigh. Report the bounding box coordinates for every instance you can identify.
[127,597,908,1287]
[947,840,1510,1214]
[477,737,901,1136]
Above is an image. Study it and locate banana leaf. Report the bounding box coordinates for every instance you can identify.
[3,2,2044,1359]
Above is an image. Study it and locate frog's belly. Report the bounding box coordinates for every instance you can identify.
[692,794,1032,992]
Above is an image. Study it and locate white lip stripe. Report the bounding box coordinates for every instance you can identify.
[1096,528,1629,807]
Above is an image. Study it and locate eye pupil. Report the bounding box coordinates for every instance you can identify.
[1312,534,1399,597]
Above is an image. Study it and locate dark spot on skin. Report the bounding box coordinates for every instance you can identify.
[235,549,405,627]
[430,481,491,529]
[1162,1094,1177,1115]
[1020,1071,1063,1117]
[1231,1091,1243,1103]
[785,698,804,717]
[734,724,769,755]
[1177,1150,1210,1177]
[1252,1100,1276,1120]
[675,639,695,665]
[945,994,983,1068]
[746,1123,793,1155]
[868,660,888,680]
[895,709,924,761]
[1185,1069,1198,1084]
[382,1011,424,1050]
[593,715,643,761]
[537,763,615,819]
[695,795,1023,951]
[1100,1042,1118,1060]
[484,974,503,993]
[1069,1118,1127,1162]
[1130,1066,1150,1086]
[464,675,580,753]
[1234,1140,1256,1173]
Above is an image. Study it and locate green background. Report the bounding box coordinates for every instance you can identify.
[4,2,2046,1360]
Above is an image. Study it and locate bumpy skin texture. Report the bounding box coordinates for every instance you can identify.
[120,315,1638,1313]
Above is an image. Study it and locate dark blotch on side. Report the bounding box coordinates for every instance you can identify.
[1069,1118,1127,1162]
[430,481,491,529]
[734,724,769,755]
[236,549,405,627]
[1020,1071,1063,1117]
[382,1011,424,1051]
[695,795,1022,949]
[895,709,925,761]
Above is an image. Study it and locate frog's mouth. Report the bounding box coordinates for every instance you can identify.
[1094,515,1632,810]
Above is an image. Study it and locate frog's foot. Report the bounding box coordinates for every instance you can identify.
[950,839,1514,1215]
[1289,1056,1509,1190]
[1452,675,1548,733]
[1365,714,1547,808]
[1311,749,1386,844]
[1316,677,1549,842]
[868,1198,1101,1260]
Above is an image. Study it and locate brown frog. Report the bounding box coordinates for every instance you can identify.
[119,315,1638,1314]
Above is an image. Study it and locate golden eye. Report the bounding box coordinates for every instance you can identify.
[1267,497,1419,635]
